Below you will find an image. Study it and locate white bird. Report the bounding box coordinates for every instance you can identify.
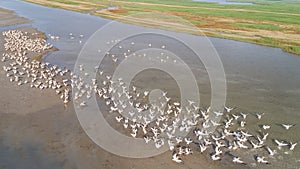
[256,156,269,164]
[250,140,263,149]
[187,99,195,106]
[216,140,226,148]
[262,125,271,130]
[265,146,277,156]
[237,141,248,149]
[211,154,221,161]
[225,118,233,128]
[173,102,180,106]
[289,142,297,151]
[240,113,248,119]
[215,147,223,155]
[172,153,183,163]
[256,113,264,120]
[199,143,207,153]
[210,120,221,126]
[281,124,295,130]
[185,147,193,155]
[213,111,223,117]
[262,133,269,140]
[130,128,137,138]
[184,137,193,145]
[176,137,183,144]
[115,116,123,122]
[224,106,234,113]
[240,121,246,127]
[241,131,252,137]
[257,136,264,145]
[233,157,245,164]
[229,141,239,150]
[79,101,86,107]
[274,139,289,148]
[232,114,240,120]
[112,58,118,62]
[178,146,185,155]
[202,121,210,129]
[212,135,223,141]
[204,138,212,146]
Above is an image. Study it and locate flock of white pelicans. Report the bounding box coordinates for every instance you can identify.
[1,29,298,166]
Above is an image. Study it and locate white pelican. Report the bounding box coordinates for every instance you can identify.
[262,133,269,140]
[184,137,193,145]
[281,124,295,130]
[224,106,234,113]
[233,157,245,164]
[215,147,222,155]
[213,111,223,117]
[250,140,263,149]
[211,154,221,161]
[256,156,269,164]
[274,139,289,148]
[115,116,123,122]
[240,113,248,119]
[256,113,264,120]
[130,128,137,138]
[172,153,183,163]
[265,146,277,156]
[79,101,86,107]
[144,136,151,144]
[199,143,207,153]
[262,125,270,130]
[289,142,297,151]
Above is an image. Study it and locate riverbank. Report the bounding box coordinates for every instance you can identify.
[24,0,300,55]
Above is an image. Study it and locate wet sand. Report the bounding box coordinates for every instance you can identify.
[0,8,30,28]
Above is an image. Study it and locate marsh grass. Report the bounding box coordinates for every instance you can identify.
[234,23,280,31]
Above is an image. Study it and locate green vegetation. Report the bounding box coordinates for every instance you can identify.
[124,4,300,25]
[50,0,80,5]
[47,4,60,9]
[255,37,279,46]
[285,46,300,54]
[25,0,300,55]
[233,23,280,31]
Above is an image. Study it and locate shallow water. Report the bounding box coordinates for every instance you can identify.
[0,0,299,169]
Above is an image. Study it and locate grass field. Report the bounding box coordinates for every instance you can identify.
[25,0,300,55]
